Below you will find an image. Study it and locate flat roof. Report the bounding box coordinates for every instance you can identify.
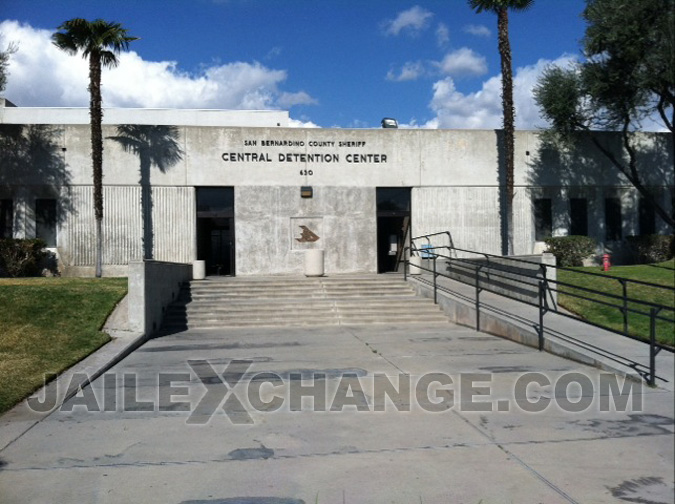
[0,101,289,128]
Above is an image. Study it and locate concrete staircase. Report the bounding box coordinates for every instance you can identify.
[161,275,450,331]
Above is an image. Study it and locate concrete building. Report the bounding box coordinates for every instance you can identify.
[0,99,672,276]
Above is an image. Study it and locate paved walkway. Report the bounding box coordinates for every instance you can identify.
[410,271,675,391]
[0,323,673,503]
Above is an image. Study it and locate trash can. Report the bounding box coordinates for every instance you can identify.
[409,255,422,275]
[193,260,206,280]
[305,249,325,277]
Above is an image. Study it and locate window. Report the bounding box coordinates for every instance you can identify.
[196,187,234,216]
[605,198,622,241]
[533,198,552,241]
[376,187,411,214]
[570,198,588,236]
[639,197,656,235]
[0,199,12,239]
[35,199,57,247]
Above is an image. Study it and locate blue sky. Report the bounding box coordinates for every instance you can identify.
[1,0,590,129]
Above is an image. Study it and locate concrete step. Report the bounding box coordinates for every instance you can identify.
[191,280,409,288]
[162,319,341,330]
[163,317,450,331]
[171,299,440,313]
[162,313,450,330]
[161,275,451,330]
[172,309,323,319]
[165,306,446,325]
[191,276,405,283]
[165,313,338,324]
[170,297,432,308]
[188,281,413,290]
[185,291,416,300]
[340,316,450,325]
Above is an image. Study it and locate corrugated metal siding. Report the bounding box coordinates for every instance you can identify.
[412,186,534,255]
[62,186,194,266]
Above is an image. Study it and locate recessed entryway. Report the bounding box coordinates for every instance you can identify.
[196,187,235,276]
[376,187,411,273]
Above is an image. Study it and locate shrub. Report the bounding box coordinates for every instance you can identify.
[626,234,674,264]
[544,235,597,267]
[0,239,48,277]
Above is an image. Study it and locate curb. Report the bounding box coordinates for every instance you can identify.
[0,330,146,453]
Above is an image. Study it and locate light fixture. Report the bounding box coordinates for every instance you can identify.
[381,117,398,129]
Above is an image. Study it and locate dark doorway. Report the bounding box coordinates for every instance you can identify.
[197,187,235,276]
[376,187,411,273]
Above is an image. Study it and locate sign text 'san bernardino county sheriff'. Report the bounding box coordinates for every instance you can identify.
[222,138,388,164]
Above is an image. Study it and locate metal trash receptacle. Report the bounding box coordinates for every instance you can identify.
[193,260,206,280]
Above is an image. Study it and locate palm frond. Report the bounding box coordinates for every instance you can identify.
[52,18,137,66]
[468,0,534,14]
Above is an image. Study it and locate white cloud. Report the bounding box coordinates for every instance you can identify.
[0,20,317,111]
[278,91,318,108]
[423,55,578,129]
[288,117,320,128]
[382,6,434,37]
[386,61,425,82]
[463,24,491,37]
[265,46,282,60]
[436,23,450,47]
[435,48,488,78]
[387,49,488,83]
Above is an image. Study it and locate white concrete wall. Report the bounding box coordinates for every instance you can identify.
[235,186,377,275]
[128,260,193,336]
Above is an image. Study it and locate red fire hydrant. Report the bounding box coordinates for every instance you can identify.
[602,253,611,272]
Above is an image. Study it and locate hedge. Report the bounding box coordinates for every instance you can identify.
[0,239,48,277]
[626,235,674,264]
[544,235,597,267]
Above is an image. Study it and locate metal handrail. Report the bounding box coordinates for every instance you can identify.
[434,242,675,292]
[403,235,674,386]
[425,249,673,320]
[411,231,453,245]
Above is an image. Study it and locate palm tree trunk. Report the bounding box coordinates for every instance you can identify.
[89,52,104,277]
[498,7,515,255]
[140,155,153,260]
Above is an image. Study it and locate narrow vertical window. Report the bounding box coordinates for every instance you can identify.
[0,199,12,239]
[35,199,57,247]
[534,198,552,241]
[570,198,588,236]
[605,198,622,241]
[638,197,656,235]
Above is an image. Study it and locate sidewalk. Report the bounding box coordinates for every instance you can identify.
[408,272,675,391]
[0,323,673,504]
[0,295,145,452]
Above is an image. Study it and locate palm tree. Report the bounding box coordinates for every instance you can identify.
[52,19,137,277]
[468,0,533,255]
[109,125,183,260]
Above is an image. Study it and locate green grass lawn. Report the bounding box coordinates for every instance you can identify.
[0,277,127,414]
[556,259,674,347]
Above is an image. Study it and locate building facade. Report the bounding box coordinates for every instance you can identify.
[1,100,673,276]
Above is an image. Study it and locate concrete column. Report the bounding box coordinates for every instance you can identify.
[552,187,568,237]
